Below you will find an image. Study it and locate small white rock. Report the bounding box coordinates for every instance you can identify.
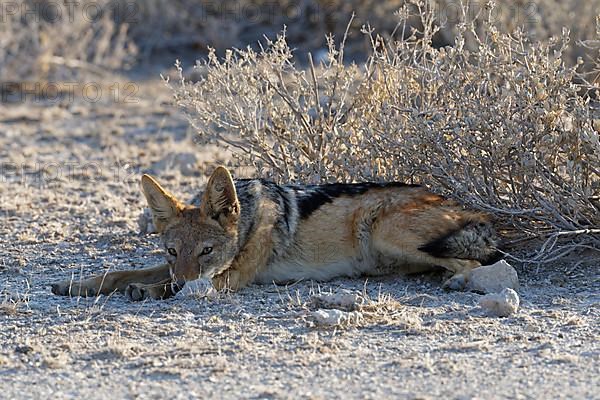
[311,309,363,327]
[478,288,520,317]
[310,291,365,311]
[467,260,520,294]
[177,278,216,298]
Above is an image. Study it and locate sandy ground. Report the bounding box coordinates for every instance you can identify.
[0,78,598,400]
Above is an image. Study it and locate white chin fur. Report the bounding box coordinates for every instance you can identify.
[176,278,214,298]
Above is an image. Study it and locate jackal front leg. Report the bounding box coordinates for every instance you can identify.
[51,263,172,298]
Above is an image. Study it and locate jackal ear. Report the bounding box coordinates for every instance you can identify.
[201,166,240,229]
[141,174,183,233]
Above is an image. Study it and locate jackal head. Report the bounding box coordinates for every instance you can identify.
[141,166,240,285]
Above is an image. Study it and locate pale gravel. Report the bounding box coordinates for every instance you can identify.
[0,80,598,400]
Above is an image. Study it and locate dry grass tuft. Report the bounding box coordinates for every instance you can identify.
[41,351,71,369]
[360,291,422,329]
[0,301,19,316]
[308,288,422,329]
[104,336,143,359]
[0,290,30,316]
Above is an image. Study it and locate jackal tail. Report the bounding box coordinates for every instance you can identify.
[419,216,502,265]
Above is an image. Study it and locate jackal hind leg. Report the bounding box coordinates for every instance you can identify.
[391,252,481,291]
[371,230,480,291]
[435,257,481,291]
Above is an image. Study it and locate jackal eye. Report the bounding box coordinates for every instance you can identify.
[167,248,177,256]
[200,246,213,256]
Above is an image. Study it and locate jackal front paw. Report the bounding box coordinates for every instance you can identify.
[51,280,97,297]
[125,283,173,301]
[125,283,151,301]
[211,269,244,291]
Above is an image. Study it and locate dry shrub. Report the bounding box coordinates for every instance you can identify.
[170,0,600,263]
[0,0,135,83]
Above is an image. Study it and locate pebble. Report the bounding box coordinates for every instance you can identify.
[467,260,520,294]
[478,288,520,317]
[310,291,365,311]
[311,309,363,327]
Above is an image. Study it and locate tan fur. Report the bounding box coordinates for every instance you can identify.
[213,199,280,290]
[257,188,482,283]
[52,167,498,301]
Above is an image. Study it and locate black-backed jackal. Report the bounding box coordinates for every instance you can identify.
[52,167,501,300]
